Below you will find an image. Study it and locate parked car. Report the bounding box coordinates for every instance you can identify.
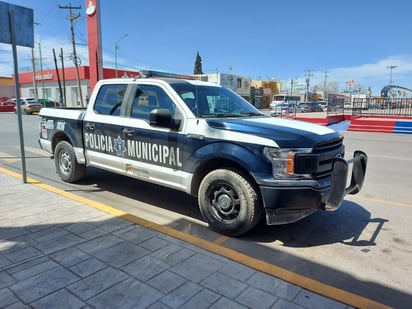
[270,102,297,116]
[0,96,10,103]
[14,99,43,114]
[0,100,16,112]
[38,99,60,108]
[317,100,339,112]
[317,101,328,111]
[297,102,324,113]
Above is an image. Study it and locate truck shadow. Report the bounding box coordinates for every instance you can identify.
[245,201,388,248]
[74,167,387,249]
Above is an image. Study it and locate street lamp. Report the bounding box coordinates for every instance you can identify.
[115,33,128,78]
[387,65,397,85]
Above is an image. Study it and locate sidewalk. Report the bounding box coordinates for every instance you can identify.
[0,170,353,308]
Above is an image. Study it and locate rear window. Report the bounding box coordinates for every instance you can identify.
[93,84,127,116]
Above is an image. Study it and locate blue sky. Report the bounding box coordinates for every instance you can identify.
[1,0,412,96]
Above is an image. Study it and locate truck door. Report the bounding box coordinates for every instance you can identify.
[82,83,129,174]
[120,84,184,191]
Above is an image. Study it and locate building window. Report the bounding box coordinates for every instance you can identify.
[237,78,242,89]
[71,87,80,106]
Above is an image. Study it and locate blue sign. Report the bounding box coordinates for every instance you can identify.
[0,1,34,47]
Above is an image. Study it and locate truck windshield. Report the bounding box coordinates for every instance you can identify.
[171,83,263,118]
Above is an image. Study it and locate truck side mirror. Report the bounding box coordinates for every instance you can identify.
[149,109,181,129]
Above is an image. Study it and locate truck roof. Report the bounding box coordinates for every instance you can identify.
[98,77,221,88]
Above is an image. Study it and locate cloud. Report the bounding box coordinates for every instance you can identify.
[0,36,90,76]
[292,55,412,95]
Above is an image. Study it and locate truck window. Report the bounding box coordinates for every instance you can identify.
[130,85,176,120]
[94,84,127,115]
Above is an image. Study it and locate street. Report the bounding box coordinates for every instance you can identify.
[0,112,411,308]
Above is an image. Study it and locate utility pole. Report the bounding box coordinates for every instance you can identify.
[323,70,329,100]
[59,3,84,106]
[304,69,313,101]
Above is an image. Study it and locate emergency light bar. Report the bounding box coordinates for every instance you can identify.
[139,70,199,80]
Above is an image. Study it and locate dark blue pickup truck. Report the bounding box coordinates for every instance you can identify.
[39,75,367,236]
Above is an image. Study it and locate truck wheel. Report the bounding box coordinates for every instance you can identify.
[198,169,261,236]
[54,141,86,183]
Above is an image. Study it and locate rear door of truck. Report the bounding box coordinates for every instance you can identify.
[82,82,129,174]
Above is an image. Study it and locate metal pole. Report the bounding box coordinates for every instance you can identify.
[53,48,63,106]
[60,48,66,107]
[38,41,45,101]
[9,8,27,183]
[115,33,127,78]
[31,48,38,100]
[387,65,397,85]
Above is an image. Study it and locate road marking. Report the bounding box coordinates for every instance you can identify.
[367,154,412,161]
[348,195,412,209]
[20,146,51,157]
[0,151,20,163]
[0,166,391,309]
[0,149,49,163]
[213,235,230,244]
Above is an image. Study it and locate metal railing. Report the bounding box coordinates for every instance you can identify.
[348,98,412,117]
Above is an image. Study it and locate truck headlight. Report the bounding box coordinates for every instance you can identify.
[264,147,312,179]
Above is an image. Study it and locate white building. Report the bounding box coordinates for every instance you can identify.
[197,73,251,100]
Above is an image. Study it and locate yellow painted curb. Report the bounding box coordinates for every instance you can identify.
[0,166,392,309]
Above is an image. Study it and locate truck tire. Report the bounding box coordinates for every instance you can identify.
[54,141,86,183]
[198,169,261,236]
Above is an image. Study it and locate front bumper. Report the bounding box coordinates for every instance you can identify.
[261,150,368,225]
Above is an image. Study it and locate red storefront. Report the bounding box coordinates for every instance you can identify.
[18,66,139,107]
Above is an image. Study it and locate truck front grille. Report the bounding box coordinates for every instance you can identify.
[295,136,345,179]
[312,136,343,153]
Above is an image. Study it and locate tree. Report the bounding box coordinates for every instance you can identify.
[313,81,340,95]
[194,51,204,74]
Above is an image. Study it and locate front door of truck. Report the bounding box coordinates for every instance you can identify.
[120,84,184,191]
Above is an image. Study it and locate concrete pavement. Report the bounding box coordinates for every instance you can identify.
[0,167,384,308]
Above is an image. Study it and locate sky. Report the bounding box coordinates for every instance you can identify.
[1,0,412,96]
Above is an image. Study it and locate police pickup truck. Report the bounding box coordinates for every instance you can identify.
[39,71,367,236]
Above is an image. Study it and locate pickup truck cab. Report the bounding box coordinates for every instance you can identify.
[39,73,367,236]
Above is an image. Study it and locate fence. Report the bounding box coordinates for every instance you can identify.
[349,98,412,117]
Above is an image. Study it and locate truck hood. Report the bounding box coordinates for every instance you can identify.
[206,117,340,148]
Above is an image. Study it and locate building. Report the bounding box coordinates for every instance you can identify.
[17,66,139,107]
[0,76,14,98]
[250,80,281,109]
[197,73,252,101]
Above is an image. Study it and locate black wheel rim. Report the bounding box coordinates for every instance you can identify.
[59,150,72,176]
[209,182,240,221]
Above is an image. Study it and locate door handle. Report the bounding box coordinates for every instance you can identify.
[85,123,95,131]
[122,128,134,138]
